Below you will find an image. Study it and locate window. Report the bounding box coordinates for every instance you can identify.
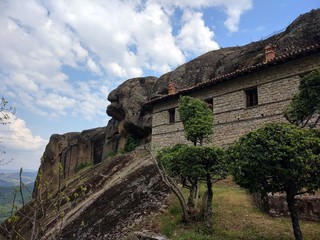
[245,87,258,107]
[205,98,213,111]
[168,108,175,123]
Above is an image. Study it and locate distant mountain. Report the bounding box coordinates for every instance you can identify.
[0,171,37,187]
[0,182,34,223]
[0,170,36,222]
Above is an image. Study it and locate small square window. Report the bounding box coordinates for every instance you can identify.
[245,88,258,107]
[205,98,213,111]
[168,108,175,123]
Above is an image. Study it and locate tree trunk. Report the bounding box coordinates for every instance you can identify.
[19,168,25,207]
[194,181,200,208]
[204,174,213,227]
[188,181,197,208]
[286,189,303,240]
[148,147,190,222]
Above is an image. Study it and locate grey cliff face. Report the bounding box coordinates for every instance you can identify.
[34,127,106,196]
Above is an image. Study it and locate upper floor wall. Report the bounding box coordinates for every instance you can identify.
[151,52,320,149]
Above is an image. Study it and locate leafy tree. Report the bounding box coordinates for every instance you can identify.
[0,97,15,125]
[178,96,214,208]
[158,144,226,222]
[159,144,199,208]
[178,96,213,146]
[0,97,15,165]
[284,69,320,128]
[228,123,320,240]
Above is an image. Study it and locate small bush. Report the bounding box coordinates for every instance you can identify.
[105,151,117,159]
[75,162,92,172]
[125,135,140,152]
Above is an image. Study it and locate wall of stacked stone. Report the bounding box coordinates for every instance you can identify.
[151,52,320,149]
[253,193,320,222]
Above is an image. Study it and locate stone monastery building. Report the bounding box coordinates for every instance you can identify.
[147,44,320,148]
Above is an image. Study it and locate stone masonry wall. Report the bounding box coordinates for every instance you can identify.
[151,52,320,149]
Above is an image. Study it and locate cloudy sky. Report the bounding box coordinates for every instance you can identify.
[0,0,318,171]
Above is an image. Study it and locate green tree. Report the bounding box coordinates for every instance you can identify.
[284,69,320,128]
[158,144,226,222]
[158,96,226,227]
[178,96,213,146]
[0,97,15,165]
[178,96,214,208]
[228,123,320,240]
[0,97,15,125]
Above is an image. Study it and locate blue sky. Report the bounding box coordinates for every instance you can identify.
[0,0,319,171]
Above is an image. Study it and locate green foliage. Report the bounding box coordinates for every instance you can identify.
[104,150,117,160]
[0,97,15,125]
[75,162,92,172]
[228,123,320,195]
[159,144,227,187]
[124,134,140,152]
[7,214,19,224]
[178,96,213,145]
[284,69,320,127]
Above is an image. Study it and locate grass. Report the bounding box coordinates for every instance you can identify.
[151,177,320,240]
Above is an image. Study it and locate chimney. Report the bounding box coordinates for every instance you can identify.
[168,82,176,94]
[264,43,276,63]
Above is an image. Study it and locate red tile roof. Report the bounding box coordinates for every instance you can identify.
[145,44,320,106]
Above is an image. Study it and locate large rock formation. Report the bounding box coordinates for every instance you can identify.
[35,127,106,194]
[106,76,158,152]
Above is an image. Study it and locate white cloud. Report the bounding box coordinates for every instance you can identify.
[0,113,47,151]
[0,113,47,170]
[37,94,77,114]
[87,58,101,75]
[0,0,252,123]
[178,10,219,55]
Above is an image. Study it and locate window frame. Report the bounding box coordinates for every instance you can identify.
[205,98,213,111]
[168,108,176,124]
[245,87,258,108]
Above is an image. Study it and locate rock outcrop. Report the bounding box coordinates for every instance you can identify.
[106,76,158,152]
[34,127,106,195]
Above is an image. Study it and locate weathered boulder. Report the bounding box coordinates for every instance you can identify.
[106,76,158,150]
[107,76,158,136]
